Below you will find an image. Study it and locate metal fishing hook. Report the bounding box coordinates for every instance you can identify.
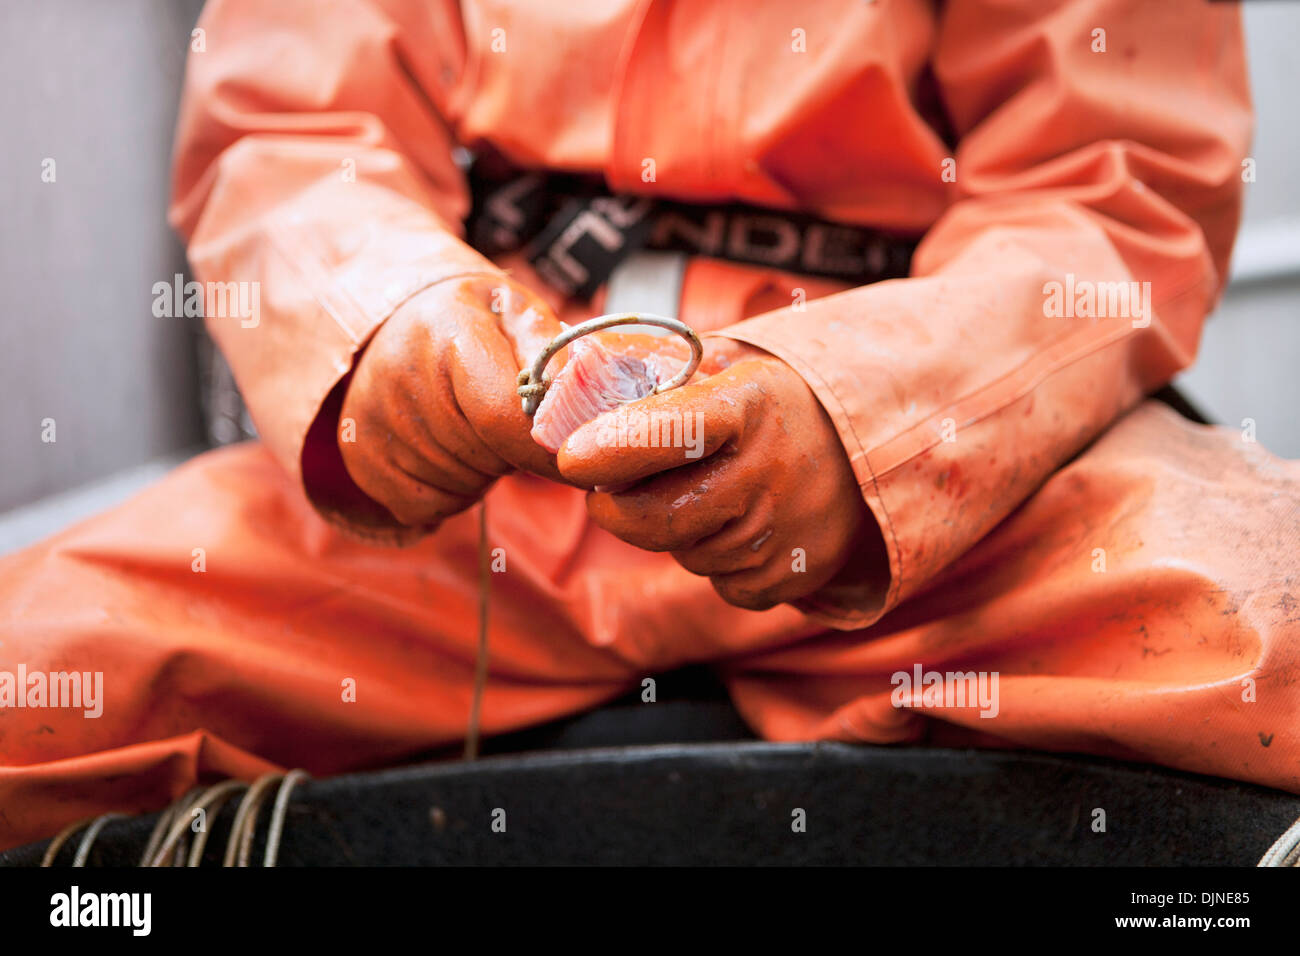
[516,312,704,416]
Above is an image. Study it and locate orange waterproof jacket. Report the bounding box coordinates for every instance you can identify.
[171,0,1250,628]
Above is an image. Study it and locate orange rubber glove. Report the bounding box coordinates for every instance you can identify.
[556,341,881,610]
[339,275,565,530]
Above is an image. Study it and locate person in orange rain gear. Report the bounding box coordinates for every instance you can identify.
[2,0,1297,852]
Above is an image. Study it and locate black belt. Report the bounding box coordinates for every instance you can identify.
[467,164,918,300]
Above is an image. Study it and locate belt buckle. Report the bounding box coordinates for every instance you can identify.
[602,250,689,322]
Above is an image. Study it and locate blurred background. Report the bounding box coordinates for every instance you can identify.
[1,0,1296,554]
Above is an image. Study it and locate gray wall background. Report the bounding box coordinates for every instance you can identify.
[0,0,207,516]
[0,0,1296,550]
[1177,2,1300,455]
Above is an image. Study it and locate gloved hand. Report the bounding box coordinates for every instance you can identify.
[555,341,875,610]
[339,275,564,529]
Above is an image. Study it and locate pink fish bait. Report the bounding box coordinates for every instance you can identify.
[530,331,688,454]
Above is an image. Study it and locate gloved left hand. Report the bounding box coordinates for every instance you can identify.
[337,275,566,531]
[556,341,874,610]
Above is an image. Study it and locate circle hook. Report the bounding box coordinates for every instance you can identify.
[516,312,703,416]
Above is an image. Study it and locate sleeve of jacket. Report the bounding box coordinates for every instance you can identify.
[714,0,1251,628]
[169,0,504,529]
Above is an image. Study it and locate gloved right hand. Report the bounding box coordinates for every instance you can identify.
[339,274,565,529]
